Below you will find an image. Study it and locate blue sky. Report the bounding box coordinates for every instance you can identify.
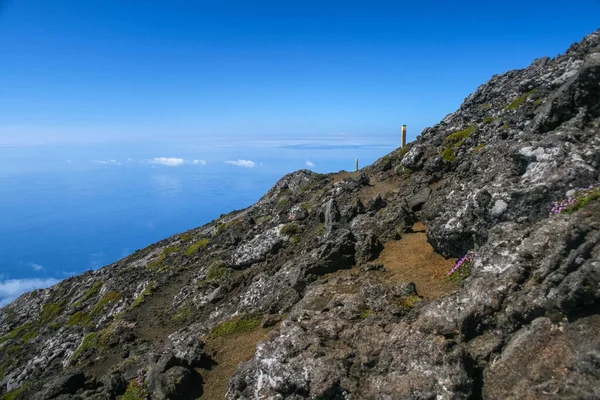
[1,0,598,146]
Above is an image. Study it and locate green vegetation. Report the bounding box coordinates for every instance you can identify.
[483,117,496,124]
[0,360,14,380]
[276,197,290,210]
[172,304,193,324]
[147,253,166,270]
[197,260,230,287]
[67,311,92,327]
[82,281,104,302]
[280,223,301,236]
[403,295,422,310]
[473,143,485,153]
[179,232,194,242]
[210,314,262,338]
[21,329,39,343]
[0,323,34,344]
[39,303,62,326]
[49,323,61,331]
[534,98,543,106]
[123,379,150,400]
[398,143,413,158]
[90,291,121,316]
[446,125,477,143]
[0,384,30,400]
[395,165,412,179]
[163,246,180,256]
[71,332,99,361]
[360,309,375,319]
[442,145,456,162]
[447,264,471,282]
[256,215,273,225]
[505,89,536,110]
[483,103,492,110]
[290,235,301,244]
[129,282,157,309]
[503,124,510,131]
[185,239,209,257]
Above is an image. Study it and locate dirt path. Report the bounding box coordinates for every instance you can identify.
[377,222,458,299]
[198,327,274,399]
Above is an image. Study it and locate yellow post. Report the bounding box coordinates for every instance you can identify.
[402,125,407,148]
[355,158,359,172]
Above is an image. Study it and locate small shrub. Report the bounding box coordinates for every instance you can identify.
[210,314,262,338]
[185,239,209,257]
[90,291,121,316]
[447,251,476,282]
[82,281,104,302]
[280,223,301,236]
[40,303,62,326]
[403,295,422,310]
[398,143,413,159]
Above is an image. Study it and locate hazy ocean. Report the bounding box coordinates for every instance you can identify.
[0,137,396,306]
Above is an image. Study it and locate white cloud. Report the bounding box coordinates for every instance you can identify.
[0,278,60,308]
[28,262,45,272]
[306,161,315,167]
[150,157,185,167]
[192,159,207,165]
[225,159,256,168]
[91,159,121,165]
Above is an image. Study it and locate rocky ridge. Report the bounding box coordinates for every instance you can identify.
[1,30,599,399]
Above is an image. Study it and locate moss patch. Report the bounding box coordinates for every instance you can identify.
[172,305,193,324]
[71,332,99,361]
[505,89,536,110]
[90,291,121,316]
[129,282,157,309]
[210,314,262,338]
[0,323,34,344]
[82,281,104,302]
[442,145,456,162]
[280,223,301,236]
[473,143,485,153]
[185,239,209,257]
[0,384,31,400]
[483,117,496,124]
[39,303,62,326]
[446,125,477,143]
[67,312,92,327]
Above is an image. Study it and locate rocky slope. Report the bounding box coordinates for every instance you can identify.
[1,30,599,400]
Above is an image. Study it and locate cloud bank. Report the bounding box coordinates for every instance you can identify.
[150,157,185,167]
[225,159,256,168]
[0,278,60,308]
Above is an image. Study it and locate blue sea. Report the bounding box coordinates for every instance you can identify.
[0,136,396,306]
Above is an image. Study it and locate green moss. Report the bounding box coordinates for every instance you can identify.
[505,89,535,110]
[179,232,194,242]
[483,117,496,124]
[147,253,166,270]
[21,329,39,343]
[256,215,273,225]
[197,260,230,288]
[398,143,413,158]
[276,197,290,210]
[82,281,104,302]
[403,295,422,309]
[567,187,600,213]
[503,124,510,131]
[123,379,150,400]
[185,239,209,257]
[290,235,301,244]
[360,309,375,319]
[39,303,62,326]
[534,98,543,106]
[446,125,477,143]
[447,264,471,282]
[129,282,156,310]
[216,222,228,236]
[0,323,34,344]
[71,332,99,361]
[473,143,485,153]
[49,323,61,331]
[67,312,92,327]
[210,314,262,338]
[90,291,121,316]
[5,345,22,355]
[280,223,301,236]
[442,145,456,162]
[0,360,14,380]
[0,384,30,400]
[172,305,193,324]
[163,246,180,256]
[483,103,492,110]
